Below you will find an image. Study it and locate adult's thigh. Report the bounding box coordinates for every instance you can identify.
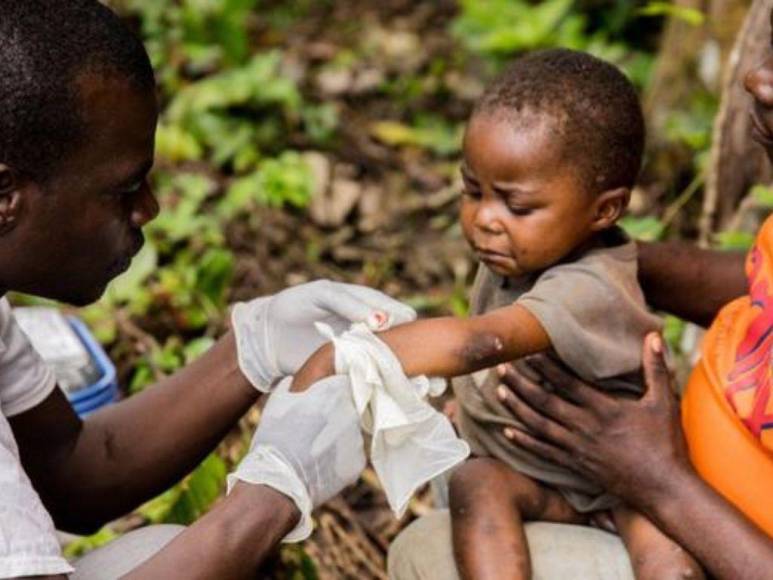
[71,524,185,580]
[388,510,635,580]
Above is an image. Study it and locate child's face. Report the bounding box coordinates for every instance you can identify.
[460,112,599,278]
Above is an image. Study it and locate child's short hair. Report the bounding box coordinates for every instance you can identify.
[474,48,645,195]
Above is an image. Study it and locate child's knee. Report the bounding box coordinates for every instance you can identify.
[450,458,502,511]
[449,459,484,510]
[449,458,533,512]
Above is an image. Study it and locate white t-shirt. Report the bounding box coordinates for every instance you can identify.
[0,298,74,577]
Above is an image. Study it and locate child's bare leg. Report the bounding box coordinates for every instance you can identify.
[449,457,585,580]
[613,505,704,580]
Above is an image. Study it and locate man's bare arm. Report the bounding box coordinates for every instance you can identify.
[637,241,746,327]
[10,331,259,533]
[123,483,298,579]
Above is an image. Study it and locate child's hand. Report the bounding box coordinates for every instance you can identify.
[290,342,335,392]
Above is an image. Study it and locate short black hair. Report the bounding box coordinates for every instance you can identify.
[474,48,645,195]
[0,0,154,182]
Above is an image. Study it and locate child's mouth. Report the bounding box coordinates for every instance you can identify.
[477,250,514,269]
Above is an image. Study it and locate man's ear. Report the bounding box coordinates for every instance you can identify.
[590,187,630,231]
[0,165,22,235]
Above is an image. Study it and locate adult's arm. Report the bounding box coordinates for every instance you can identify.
[637,241,746,327]
[129,373,365,578]
[496,335,773,579]
[10,280,410,534]
[10,331,258,534]
[124,483,298,579]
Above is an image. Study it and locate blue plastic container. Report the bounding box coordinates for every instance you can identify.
[66,317,118,417]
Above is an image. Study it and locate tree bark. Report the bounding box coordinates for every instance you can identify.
[643,0,750,202]
[701,0,773,241]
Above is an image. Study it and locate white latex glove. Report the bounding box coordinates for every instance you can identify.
[319,323,469,516]
[232,280,416,392]
[227,375,366,542]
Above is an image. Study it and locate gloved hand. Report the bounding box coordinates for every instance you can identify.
[232,280,416,392]
[226,375,366,542]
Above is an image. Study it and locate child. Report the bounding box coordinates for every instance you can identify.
[293,49,702,579]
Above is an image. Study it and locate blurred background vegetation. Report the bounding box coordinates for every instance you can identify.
[25,0,771,576]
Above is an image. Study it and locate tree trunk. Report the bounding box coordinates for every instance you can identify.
[701,0,773,242]
[643,0,750,200]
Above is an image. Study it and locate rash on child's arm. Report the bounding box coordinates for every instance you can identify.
[459,331,507,371]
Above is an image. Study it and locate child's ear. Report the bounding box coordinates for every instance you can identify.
[590,187,630,231]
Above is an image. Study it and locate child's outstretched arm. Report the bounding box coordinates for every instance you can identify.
[291,303,550,391]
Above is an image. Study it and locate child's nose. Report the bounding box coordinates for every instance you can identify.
[474,204,505,235]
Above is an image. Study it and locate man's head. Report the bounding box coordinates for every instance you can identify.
[745,9,773,163]
[460,49,644,278]
[0,0,159,305]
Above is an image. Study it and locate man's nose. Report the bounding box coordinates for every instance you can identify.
[130,183,160,228]
[745,56,773,108]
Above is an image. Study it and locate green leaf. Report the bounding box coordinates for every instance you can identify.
[220,151,314,217]
[638,2,705,27]
[155,123,203,163]
[751,184,773,208]
[716,230,755,251]
[619,216,665,242]
[62,526,119,559]
[196,248,235,306]
[137,453,227,526]
[105,243,159,304]
[183,337,216,363]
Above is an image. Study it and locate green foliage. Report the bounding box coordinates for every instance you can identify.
[716,230,756,251]
[370,114,463,157]
[638,2,705,26]
[139,453,228,525]
[751,184,773,208]
[62,526,119,559]
[663,314,686,357]
[664,93,718,152]
[451,0,659,87]
[121,0,260,81]
[453,0,585,57]
[221,152,315,217]
[619,215,665,242]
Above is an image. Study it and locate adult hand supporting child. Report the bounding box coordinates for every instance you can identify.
[497,333,773,580]
[497,333,689,504]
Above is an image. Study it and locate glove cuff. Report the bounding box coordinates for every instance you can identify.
[227,444,314,543]
[231,299,276,393]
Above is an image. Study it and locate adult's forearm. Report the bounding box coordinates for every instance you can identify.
[51,332,259,530]
[124,483,299,579]
[636,467,773,579]
[637,241,746,326]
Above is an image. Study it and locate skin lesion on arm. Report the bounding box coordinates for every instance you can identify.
[290,304,551,392]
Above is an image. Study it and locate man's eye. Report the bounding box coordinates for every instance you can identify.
[119,181,144,195]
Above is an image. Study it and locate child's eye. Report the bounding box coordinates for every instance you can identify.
[463,187,482,200]
[508,206,533,216]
